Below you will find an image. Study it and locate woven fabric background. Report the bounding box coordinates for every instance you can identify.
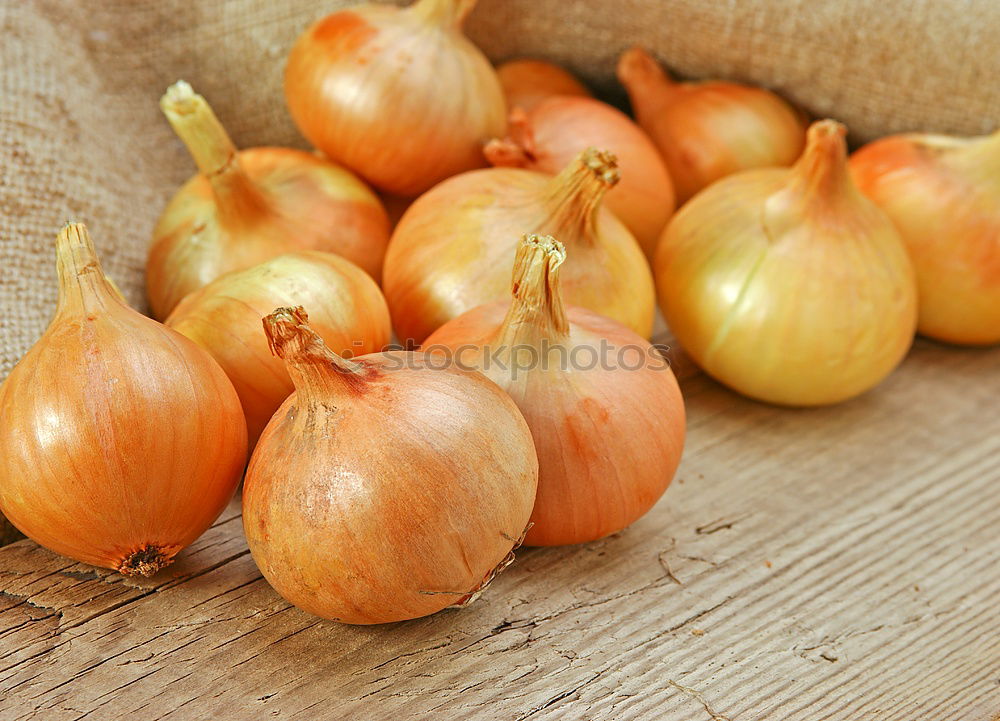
[1,0,998,382]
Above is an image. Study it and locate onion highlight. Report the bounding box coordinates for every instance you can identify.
[242,307,538,623]
[655,120,917,406]
[484,95,675,259]
[426,234,685,545]
[851,128,1000,345]
[148,81,389,319]
[383,147,655,344]
[166,251,391,447]
[618,47,807,205]
[0,224,247,575]
[284,0,506,196]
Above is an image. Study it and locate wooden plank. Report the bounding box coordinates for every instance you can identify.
[1,339,998,720]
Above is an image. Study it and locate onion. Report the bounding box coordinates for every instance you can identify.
[484,95,675,259]
[655,120,917,406]
[148,81,389,320]
[166,251,391,447]
[284,0,505,197]
[0,224,247,575]
[617,47,807,205]
[425,235,685,546]
[383,147,655,344]
[496,58,591,111]
[850,128,1000,346]
[242,307,538,623]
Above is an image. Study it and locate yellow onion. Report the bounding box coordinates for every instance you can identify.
[425,235,685,546]
[284,0,505,197]
[617,47,807,205]
[496,58,591,111]
[0,224,247,575]
[655,120,917,406]
[850,129,1000,346]
[484,96,675,259]
[383,147,655,344]
[166,251,391,447]
[147,81,389,319]
[242,307,538,623]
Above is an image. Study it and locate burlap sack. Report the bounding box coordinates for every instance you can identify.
[0,0,997,380]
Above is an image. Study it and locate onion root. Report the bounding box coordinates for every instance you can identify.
[117,544,173,577]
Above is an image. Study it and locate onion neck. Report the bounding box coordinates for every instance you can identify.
[541,148,619,247]
[616,46,678,115]
[483,108,535,168]
[947,127,1000,185]
[409,0,477,28]
[768,120,858,220]
[495,235,570,349]
[55,223,125,315]
[263,307,374,397]
[160,81,271,225]
[980,127,1000,166]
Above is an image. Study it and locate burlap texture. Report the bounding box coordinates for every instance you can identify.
[2,0,998,382]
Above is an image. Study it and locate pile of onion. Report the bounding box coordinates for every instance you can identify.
[242,307,538,623]
[0,224,247,576]
[284,0,505,196]
[496,58,591,111]
[484,96,675,259]
[166,251,391,447]
[655,120,918,406]
[147,81,389,319]
[850,128,1000,346]
[617,47,807,205]
[383,147,655,344]
[425,235,685,546]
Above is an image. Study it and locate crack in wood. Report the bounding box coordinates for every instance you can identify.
[696,512,754,535]
[368,640,452,672]
[24,628,177,702]
[667,679,731,720]
[658,541,684,586]
[186,576,263,612]
[0,590,65,617]
[515,670,608,719]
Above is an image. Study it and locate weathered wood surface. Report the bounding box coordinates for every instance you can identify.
[1,338,998,720]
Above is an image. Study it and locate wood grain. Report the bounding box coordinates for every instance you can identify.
[1,338,998,720]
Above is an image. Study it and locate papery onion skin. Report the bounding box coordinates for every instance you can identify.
[618,47,806,205]
[0,224,247,576]
[166,251,391,447]
[284,0,505,197]
[497,58,591,111]
[147,81,389,320]
[425,235,685,546]
[850,130,1000,346]
[243,307,537,624]
[383,147,655,344]
[655,120,917,406]
[484,96,675,259]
